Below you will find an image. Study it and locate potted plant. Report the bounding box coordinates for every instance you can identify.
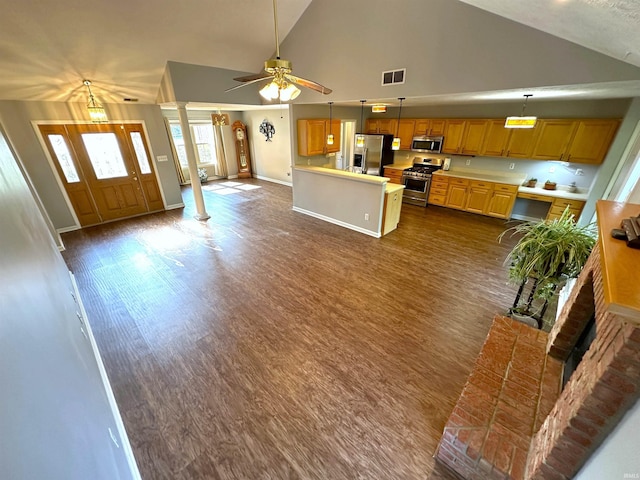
[525,178,537,188]
[197,167,208,184]
[499,208,596,326]
[544,180,557,190]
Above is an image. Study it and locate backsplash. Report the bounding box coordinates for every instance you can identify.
[393,151,599,189]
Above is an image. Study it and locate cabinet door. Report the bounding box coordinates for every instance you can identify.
[378,119,397,135]
[505,128,538,158]
[414,119,431,136]
[460,120,489,155]
[398,119,415,150]
[446,182,468,210]
[566,119,619,164]
[442,120,466,154]
[531,120,577,161]
[297,119,327,156]
[465,184,492,214]
[429,119,446,136]
[326,119,341,153]
[485,192,515,219]
[365,119,379,134]
[481,120,511,157]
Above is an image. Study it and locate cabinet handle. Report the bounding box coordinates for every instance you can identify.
[500,149,504,156]
[507,150,510,156]
[567,154,571,162]
[559,154,563,161]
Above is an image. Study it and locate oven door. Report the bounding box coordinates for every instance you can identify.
[403,176,428,194]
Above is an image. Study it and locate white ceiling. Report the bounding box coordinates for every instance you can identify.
[1,0,639,107]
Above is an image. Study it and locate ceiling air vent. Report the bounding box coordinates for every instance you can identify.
[381,68,406,86]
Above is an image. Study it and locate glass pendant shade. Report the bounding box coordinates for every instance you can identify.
[83,80,108,123]
[326,134,334,145]
[259,81,280,100]
[260,81,300,102]
[505,94,536,129]
[391,137,401,150]
[280,83,300,101]
[356,135,365,148]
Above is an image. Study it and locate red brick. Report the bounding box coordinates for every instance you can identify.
[533,462,569,480]
[564,426,594,448]
[576,406,607,427]
[482,430,501,464]
[569,417,600,437]
[600,369,637,394]
[466,429,486,461]
[591,383,626,410]
[625,324,640,344]
[493,438,515,474]
[510,447,529,480]
[545,449,579,477]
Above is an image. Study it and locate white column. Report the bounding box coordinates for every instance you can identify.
[176,102,210,221]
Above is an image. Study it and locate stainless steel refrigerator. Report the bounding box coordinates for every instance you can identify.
[352,134,395,176]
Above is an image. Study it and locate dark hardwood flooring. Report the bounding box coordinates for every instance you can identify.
[61,179,520,480]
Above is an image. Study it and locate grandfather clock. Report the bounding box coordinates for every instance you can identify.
[232,121,252,179]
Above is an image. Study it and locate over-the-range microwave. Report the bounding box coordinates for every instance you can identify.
[411,135,444,153]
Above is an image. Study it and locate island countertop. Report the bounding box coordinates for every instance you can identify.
[433,168,526,186]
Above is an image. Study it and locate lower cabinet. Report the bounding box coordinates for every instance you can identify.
[382,187,403,235]
[437,175,518,219]
[428,176,449,205]
[383,167,404,185]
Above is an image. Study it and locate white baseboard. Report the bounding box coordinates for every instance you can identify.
[57,225,80,234]
[253,174,292,187]
[69,272,142,480]
[165,203,185,210]
[292,206,381,238]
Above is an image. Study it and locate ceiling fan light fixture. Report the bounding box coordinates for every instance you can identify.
[83,80,108,123]
[259,81,280,100]
[280,82,300,101]
[505,94,537,129]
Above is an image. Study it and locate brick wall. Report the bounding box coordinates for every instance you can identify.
[437,242,640,480]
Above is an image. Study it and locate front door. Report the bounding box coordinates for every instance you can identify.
[39,124,162,226]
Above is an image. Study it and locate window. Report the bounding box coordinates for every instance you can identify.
[130,132,151,174]
[169,123,218,167]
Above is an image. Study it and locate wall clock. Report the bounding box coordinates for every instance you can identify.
[232,121,252,179]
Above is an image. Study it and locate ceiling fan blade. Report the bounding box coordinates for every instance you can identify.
[286,74,332,95]
[233,72,272,83]
[225,74,274,93]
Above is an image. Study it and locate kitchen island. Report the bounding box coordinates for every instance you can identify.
[292,166,404,237]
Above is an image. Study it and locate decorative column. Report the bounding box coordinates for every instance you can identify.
[176,102,210,221]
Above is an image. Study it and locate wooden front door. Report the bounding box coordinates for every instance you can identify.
[39,123,163,226]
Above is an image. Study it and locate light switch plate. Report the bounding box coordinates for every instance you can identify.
[157,155,168,162]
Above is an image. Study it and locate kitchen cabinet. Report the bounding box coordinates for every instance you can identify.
[428,176,449,206]
[547,197,585,221]
[366,118,396,135]
[383,167,404,185]
[465,180,493,214]
[460,120,489,155]
[480,119,511,157]
[297,119,341,156]
[505,127,538,158]
[565,119,619,164]
[485,183,518,218]
[442,120,467,154]
[413,119,446,136]
[531,119,578,161]
[445,177,469,209]
[382,186,404,235]
[398,119,416,150]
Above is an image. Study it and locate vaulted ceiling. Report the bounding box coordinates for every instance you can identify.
[1,0,638,106]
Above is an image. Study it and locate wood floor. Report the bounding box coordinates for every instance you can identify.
[61,179,520,480]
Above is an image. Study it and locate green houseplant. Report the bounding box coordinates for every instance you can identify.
[499,208,596,324]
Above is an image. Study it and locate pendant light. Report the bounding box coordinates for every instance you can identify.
[356,100,366,148]
[505,94,537,129]
[327,102,334,145]
[83,80,108,123]
[391,97,405,151]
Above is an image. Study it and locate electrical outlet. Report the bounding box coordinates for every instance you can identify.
[509,163,515,170]
[307,159,311,165]
[575,168,584,176]
[364,213,369,221]
[465,159,471,166]
[549,166,556,173]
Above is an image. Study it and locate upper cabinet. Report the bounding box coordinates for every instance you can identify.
[481,120,511,157]
[366,118,396,135]
[531,120,578,160]
[297,119,341,156]
[413,119,446,136]
[397,119,416,150]
[505,128,538,158]
[565,119,620,164]
[442,119,488,155]
[442,120,467,154]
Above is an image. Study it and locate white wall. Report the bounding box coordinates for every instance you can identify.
[575,398,640,480]
[242,107,294,185]
[0,124,139,480]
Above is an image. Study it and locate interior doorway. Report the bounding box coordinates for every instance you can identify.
[39,123,163,226]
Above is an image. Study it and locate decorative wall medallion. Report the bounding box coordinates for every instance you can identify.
[259,120,275,141]
[211,113,229,126]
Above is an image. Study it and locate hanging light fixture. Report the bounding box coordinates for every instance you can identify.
[83,80,108,123]
[505,94,537,129]
[371,104,387,113]
[327,102,334,145]
[356,99,366,148]
[392,97,405,151]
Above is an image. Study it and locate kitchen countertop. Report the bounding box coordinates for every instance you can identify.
[385,183,405,194]
[517,185,589,201]
[383,163,412,171]
[293,165,388,185]
[433,168,526,186]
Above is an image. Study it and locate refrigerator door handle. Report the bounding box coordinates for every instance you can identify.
[362,148,368,174]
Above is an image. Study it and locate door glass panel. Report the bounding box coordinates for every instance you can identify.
[130,132,151,174]
[81,133,128,179]
[48,134,80,183]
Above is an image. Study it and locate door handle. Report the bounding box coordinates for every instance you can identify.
[133,177,138,181]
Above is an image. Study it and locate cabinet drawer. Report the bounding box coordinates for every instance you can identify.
[549,205,582,217]
[449,177,469,186]
[470,180,493,189]
[428,194,446,205]
[430,187,448,196]
[493,183,518,193]
[431,179,449,188]
[552,198,585,209]
[518,191,554,202]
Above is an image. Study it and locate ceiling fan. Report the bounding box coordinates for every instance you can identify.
[225,0,332,101]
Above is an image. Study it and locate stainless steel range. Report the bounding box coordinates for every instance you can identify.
[402,157,443,207]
